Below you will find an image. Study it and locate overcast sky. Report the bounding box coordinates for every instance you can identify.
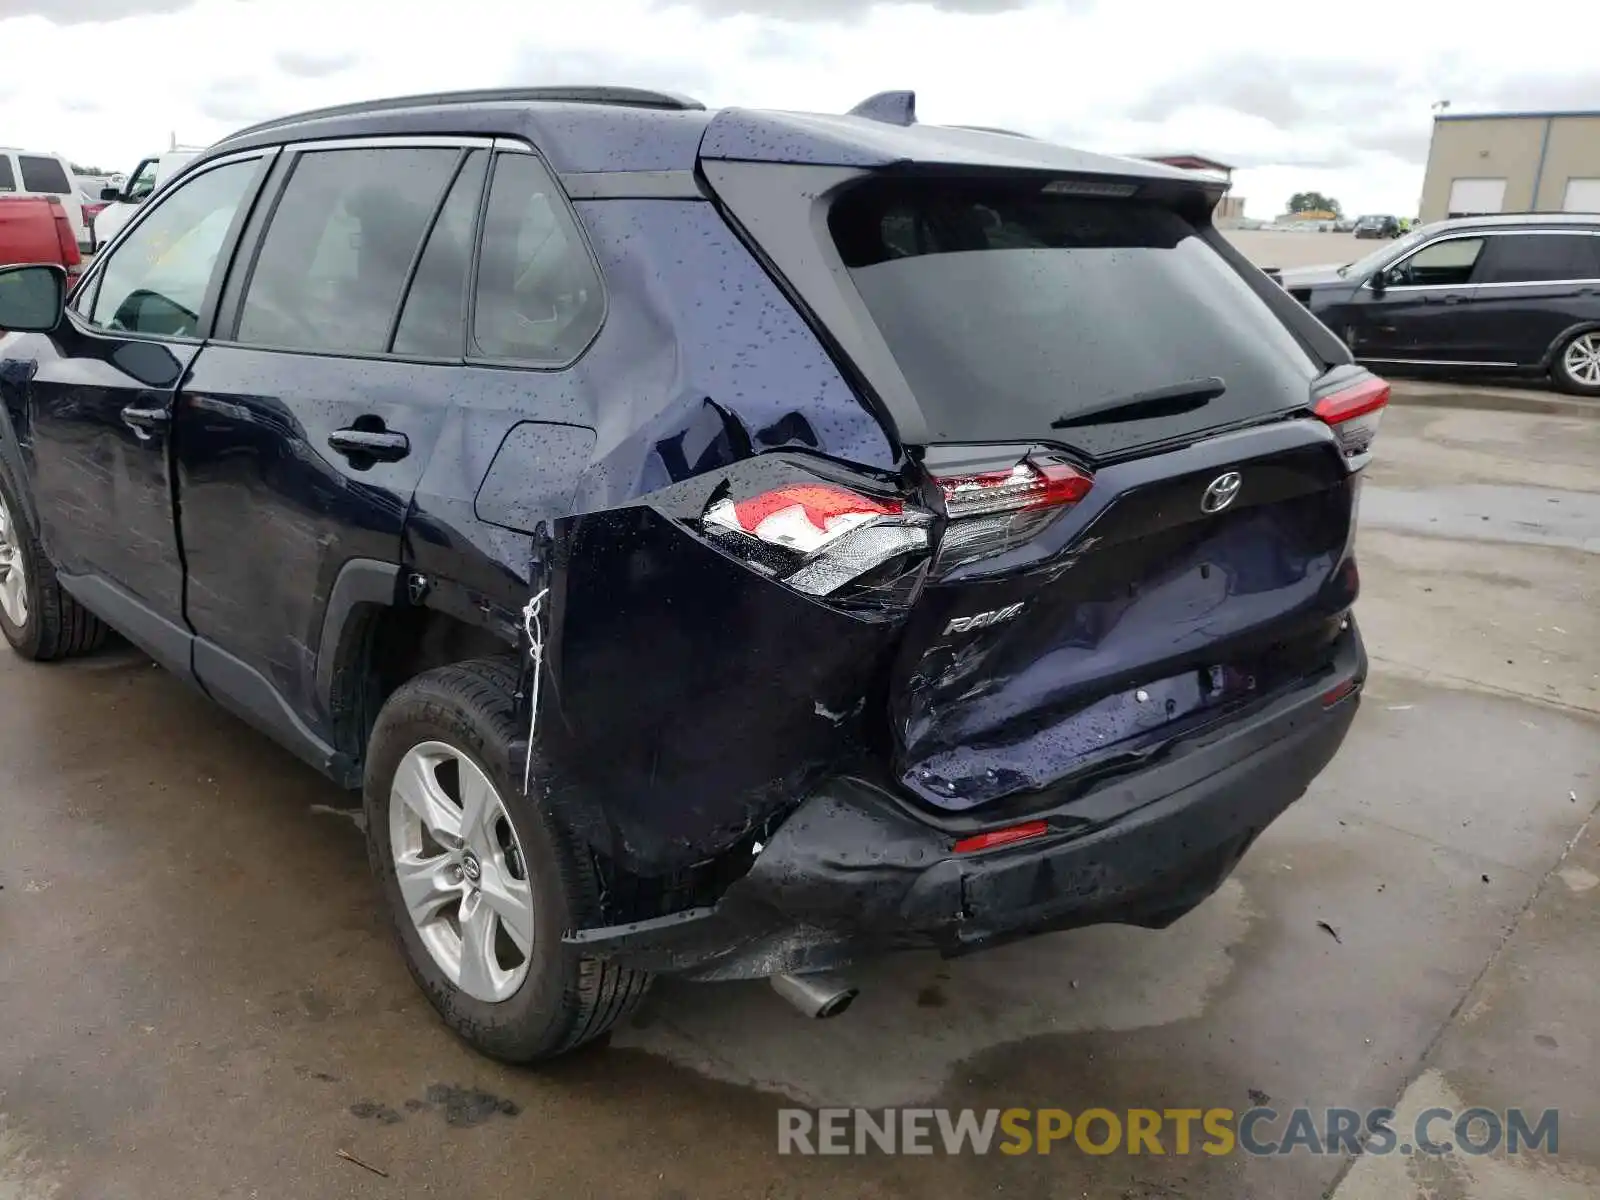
[3,0,1596,217]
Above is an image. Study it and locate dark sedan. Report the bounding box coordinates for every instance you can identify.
[1278,215,1600,395]
[1353,214,1402,239]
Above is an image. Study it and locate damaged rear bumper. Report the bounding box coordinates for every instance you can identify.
[565,631,1365,981]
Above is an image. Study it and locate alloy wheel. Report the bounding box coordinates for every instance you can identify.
[1563,333,1600,388]
[0,490,28,628]
[389,741,535,1003]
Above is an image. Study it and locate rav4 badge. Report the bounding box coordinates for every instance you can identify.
[943,602,1026,636]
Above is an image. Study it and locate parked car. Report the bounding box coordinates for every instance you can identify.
[89,148,202,247]
[1279,213,1600,394]
[1352,214,1401,239]
[0,149,89,252]
[0,86,1374,1062]
[0,196,82,278]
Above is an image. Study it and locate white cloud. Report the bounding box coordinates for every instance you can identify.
[2,0,1596,216]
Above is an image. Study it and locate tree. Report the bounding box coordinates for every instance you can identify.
[1288,191,1342,216]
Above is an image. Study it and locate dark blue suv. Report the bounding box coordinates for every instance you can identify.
[0,87,1376,1062]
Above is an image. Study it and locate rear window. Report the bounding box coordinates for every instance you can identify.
[19,155,71,194]
[828,181,1319,446]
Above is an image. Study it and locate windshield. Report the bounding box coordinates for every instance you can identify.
[828,179,1320,452]
[1338,226,1430,278]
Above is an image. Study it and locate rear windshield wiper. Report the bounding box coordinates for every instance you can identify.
[1051,376,1226,429]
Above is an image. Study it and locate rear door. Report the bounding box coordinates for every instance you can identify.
[1459,231,1600,365]
[708,162,1364,812]
[173,139,482,735]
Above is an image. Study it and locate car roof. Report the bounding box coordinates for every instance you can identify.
[201,86,1216,188]
[1422,212,1600,233]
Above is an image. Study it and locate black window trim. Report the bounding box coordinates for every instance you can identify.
[66,147,279,346]
[1366,227,1600,292]
[462,138,610,372]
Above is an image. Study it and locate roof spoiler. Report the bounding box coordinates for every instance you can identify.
[848,90,917,127]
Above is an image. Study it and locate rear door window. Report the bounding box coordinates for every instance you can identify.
[0,157,15,192]
[235,146,458,354]
[828,180,1319,445]
[1475,233,1600,283]
[1386,236,1484,287]
[18,155,71,194]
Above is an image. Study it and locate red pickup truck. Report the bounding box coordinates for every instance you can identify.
[0,195,83,281]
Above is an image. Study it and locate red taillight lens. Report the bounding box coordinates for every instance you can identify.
[702,481,931,599]
[708,484,902,553]
[932,455,1093,572]
[953,820,1049,854]
[1314,376,1388,462]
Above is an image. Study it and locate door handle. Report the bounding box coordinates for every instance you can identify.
[121,404,171,440]
[328,426,410,463]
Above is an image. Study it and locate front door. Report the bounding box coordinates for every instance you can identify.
[173,142,482,736]
[1345,234,1487,365]
[15,153,268,669]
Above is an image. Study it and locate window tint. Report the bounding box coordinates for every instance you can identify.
[1387,237,1484,287]
[0,157,14,192]
[827,180,1319,443]
[236,147,458,354]
[1476,233,1600,283]
[471,154,603,362]
[392,150,488,357]
[19,155,70,193]
[88,159,257,338]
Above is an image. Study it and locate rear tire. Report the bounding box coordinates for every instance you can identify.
[0,460,109,661]
[363,656,651,1062]
[1551,330,1600,396]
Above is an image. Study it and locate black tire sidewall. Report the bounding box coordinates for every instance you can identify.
[0,463,45,658]
[362,668,589,1061]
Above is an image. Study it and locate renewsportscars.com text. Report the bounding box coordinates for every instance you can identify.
[777,1106,1560,1157]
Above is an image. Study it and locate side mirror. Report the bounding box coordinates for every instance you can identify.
[0,264,66,333]
[1369,268,1388,296]
[100,186,122,202]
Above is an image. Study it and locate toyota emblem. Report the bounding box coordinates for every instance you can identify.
[1200,472,1242,514]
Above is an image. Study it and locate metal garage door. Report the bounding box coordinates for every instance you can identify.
[1563,178,1600,212]
[1448,178,1507,216]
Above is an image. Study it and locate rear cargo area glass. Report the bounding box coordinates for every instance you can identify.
[829,181,1320,451]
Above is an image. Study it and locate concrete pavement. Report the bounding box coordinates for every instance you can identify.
[1,404,1596,1199]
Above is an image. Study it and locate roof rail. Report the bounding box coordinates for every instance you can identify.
[217,85,706,144]
[848,91,917,127]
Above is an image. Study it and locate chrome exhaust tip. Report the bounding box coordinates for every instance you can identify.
[770,971,859,1019]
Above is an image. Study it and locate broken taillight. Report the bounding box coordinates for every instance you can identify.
[702,481,932,600]
[1314,375,1388,463]
[932,455,1093,572]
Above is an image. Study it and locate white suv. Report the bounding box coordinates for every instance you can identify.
[0,148,88,251]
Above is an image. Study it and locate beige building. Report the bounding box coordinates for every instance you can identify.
[1421,110,1600,221]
